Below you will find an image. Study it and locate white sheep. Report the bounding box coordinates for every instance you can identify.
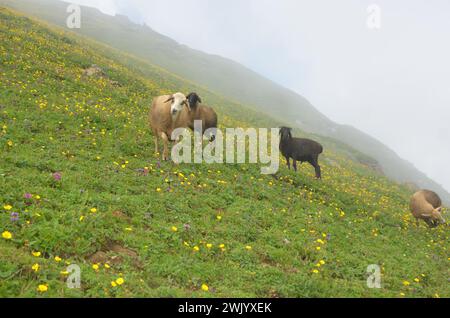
[149,92,189,160]
[410,190,446,227]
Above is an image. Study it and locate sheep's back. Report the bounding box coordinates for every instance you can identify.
[196,105,218,128]
[418,190,441,208]
[292,138,323,155]
[150,95,172,130]
[410,190,440,217]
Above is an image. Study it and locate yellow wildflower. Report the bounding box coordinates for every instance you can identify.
[2,231,12,240]
[37,284,48,293]
[116,277,124,285]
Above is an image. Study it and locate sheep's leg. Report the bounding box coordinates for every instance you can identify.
[315,164,322,179]
[208,128,217,143]
[286,157,291,170]
[293,160,298,172]
[154,134,159,155]
[160,132,170,161]
[310,156,322,179]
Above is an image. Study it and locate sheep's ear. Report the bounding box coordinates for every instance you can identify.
[164,96,174,103]
[436,207,442,213]
[197,96,202,103]
[183,100,191,111]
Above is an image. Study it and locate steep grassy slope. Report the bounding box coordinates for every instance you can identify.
[0,9,449,298]
[2,0,449,205]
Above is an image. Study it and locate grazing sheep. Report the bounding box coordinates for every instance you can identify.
[149,92,188,160]
[279,127,323,179]
[185,92,218,142]
[410,190,446,227]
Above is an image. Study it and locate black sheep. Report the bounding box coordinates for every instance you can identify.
[279,127,323,179]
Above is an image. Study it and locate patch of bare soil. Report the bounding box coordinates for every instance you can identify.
[111,210,131,222]
[87,240,141,268]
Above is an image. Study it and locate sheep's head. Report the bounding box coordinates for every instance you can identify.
[165,92,188,116]
[186,92,202,110]
[424,207,446,225]
[279,127,293,143]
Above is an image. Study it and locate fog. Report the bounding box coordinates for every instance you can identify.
[64,0,450,192]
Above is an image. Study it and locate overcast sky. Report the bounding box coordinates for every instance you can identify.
[63,0,450,192]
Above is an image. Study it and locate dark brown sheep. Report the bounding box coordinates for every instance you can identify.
[185,92,218,142]
[279,127,323,179]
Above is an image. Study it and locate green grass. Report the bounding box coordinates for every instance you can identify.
[0,9,448,298]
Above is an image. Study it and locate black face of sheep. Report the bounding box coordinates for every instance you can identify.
[186,92,202,110]
[279,127,324,179]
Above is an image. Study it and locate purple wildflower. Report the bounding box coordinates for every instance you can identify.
[53,172,62,181]
[10,212,19,222]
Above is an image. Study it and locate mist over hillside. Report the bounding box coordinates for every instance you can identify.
[2,7,449,298]
[2,0,449,205]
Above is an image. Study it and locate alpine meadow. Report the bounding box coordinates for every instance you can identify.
[0,6,449,299]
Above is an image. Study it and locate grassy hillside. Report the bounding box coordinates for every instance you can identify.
[0,9,449,298]
[2,0,449,205]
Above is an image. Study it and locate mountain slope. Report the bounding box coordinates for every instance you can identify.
[1,0,449,205]
[0,8,449,298]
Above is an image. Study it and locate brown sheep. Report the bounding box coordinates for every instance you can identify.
[410,190,446,227]
[149,92,189,160]
[185,92,218,142]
